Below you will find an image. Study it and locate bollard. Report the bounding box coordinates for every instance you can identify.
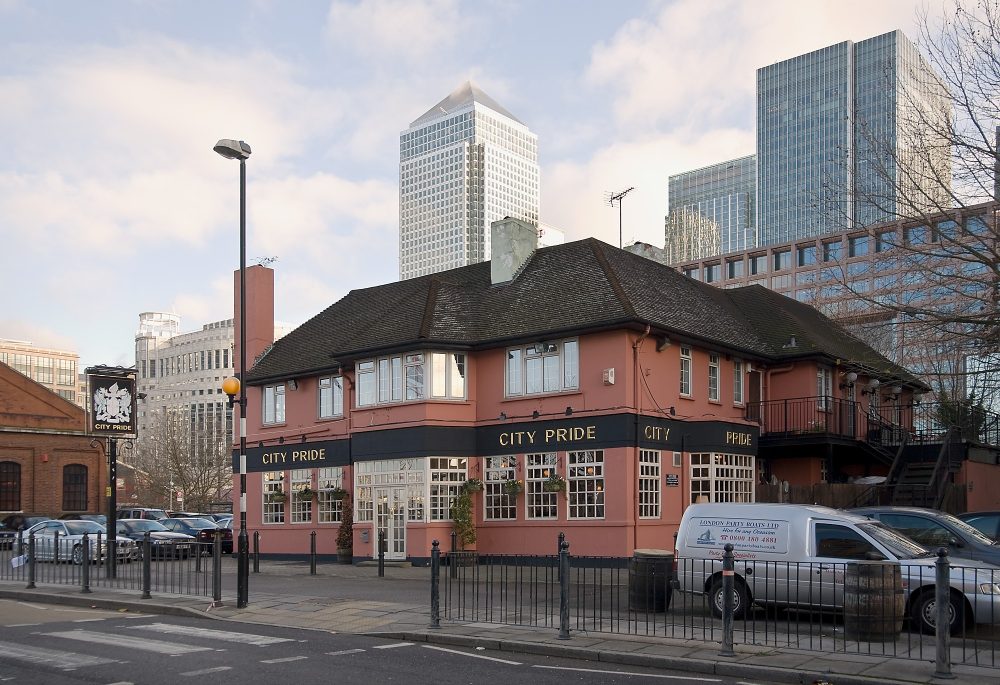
[378,529,386,578]
[53,529,61,567]
[212,531,223,607]
[141,533,151,600]
[195,536,203,574]
[430,540,441,629]
[310,531,317,575]
[107,535,117,581]
[719,543,736,657]
[16,530,23,556]
[557,531,565,582]
[253,531,260,573]
[96,531,103,575]
[26,533,36,589]
[81,533,91,594]
[450,531,458,579]
[558,539,570,639]
[934,548,955,679]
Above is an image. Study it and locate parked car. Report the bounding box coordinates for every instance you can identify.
[957,511,1000,541]
[675,503,1000,634]
[115,519,197,559]
[24,520,139,564]
[158,517,232,554]
[116,507,168,521]
[167,511,215,521]
[1,515,53,550]
[59,513,107,525]
[850,506,1000,567]
[205,513,233,523]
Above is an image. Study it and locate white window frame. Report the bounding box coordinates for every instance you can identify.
[290,469,312,524]
[429,457,467,521]
[484,456,517,520]
[505,339,579,397]
[680,346,692,397]
[526,453,557,520]
[690,453,754,503]
[638,450,661,519]
[262,471,285,524]
[262,384,285,424]
[817,368,833,410]
[708,354,720,402]
[317,467,344,523]
[733,360,744,405]
[357,351,467,407]
[567,450,604,520]
[319,376,344,418]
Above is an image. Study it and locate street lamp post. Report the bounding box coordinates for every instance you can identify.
[215,138,252,609]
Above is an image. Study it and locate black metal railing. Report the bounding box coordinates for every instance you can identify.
[432,536,1000,674]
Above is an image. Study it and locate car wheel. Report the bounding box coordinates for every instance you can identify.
[912,590,965,635]
[71,544,84,565]
[709,577,750,619]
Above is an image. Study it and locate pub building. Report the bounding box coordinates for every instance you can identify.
[232,218,926,563]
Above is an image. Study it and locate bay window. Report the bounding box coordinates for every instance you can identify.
[506,339,579,397]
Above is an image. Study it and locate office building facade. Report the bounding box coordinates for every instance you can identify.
[399,81,539,280]
[665,155,756,262]
[0,340,81,407]
[757,30,950,244]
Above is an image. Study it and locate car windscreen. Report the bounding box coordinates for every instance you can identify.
[941,513,998,546]
[860,522,929,559]
[64,521,106,535]
[181,518,218,529]
[122,520,168,533]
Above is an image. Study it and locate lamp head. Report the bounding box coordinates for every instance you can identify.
[214,139,252,161]
[222,376,241,399]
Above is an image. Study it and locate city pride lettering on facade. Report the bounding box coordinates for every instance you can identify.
[235,439,350,474]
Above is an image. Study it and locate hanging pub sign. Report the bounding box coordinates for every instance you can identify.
[85,366,137,437]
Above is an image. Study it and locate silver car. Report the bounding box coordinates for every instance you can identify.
[25,520,139,564]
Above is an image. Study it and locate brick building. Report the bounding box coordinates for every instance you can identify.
[0,362,108,517]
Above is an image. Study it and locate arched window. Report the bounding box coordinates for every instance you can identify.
[0,462,20,511]
[62,464,88,511]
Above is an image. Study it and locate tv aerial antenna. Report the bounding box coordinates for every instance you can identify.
[605,187,635,248]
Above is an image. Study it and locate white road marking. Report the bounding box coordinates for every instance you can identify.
[0,640,117,669]
[127,622,294,646]
[372,642,413,649]
[43,630,212,655]
[73,618,107,623]
[532,665,722,681]
[423,645,521,665]
[181,667,233,677]
[327,649,366,656]
[260,656,308,664]
[5,623,40,627]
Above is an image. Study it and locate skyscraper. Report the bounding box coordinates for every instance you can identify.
[757,30,950,244]
[665,155,756,263]
[399,82,539,280]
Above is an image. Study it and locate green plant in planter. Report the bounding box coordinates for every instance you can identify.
[461,478,484,493]
[267,491,287,504]
[330,486,349,500]
[336,497,354,563]
[542,474,566,492]
[503,479,524,496]
[298,486,315,500]
[450,490,476,548]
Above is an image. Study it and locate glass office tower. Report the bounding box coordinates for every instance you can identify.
[399,82,539,280]
[665,155,756,263]
[757,30,950,245]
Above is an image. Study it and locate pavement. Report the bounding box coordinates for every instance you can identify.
[1,558,996,685]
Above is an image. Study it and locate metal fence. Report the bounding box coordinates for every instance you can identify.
[0,531,224,601]
[431,538,1000,676]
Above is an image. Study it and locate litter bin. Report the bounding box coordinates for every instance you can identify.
[629,548,674,612]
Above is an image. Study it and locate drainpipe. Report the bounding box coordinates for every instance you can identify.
[632,325,651,553]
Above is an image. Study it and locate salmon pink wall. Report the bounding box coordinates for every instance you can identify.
[957,460,1000,511]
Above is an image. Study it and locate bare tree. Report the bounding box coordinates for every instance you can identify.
[131,407,232,512]
[820,1,1000,399]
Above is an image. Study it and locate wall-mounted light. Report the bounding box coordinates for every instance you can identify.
[287,379,299,391]
[839,371,858,389]
[257,441,264,448]
[301,435,307,443]
[532,410,540,419]
[499,411,507,421]
[913,391,924,405]
[656,336,671,352]
[278,436,284,444]
[891,385,902,396]
[861,378,880,396]
[669,406,676,416]
[565,406,573,416]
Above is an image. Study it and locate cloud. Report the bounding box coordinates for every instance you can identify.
[326,0,466,62]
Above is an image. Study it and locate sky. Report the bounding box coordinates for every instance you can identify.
[0,0,927,370]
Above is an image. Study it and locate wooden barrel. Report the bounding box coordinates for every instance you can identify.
[844,561,905,641]
[628,549,674,613]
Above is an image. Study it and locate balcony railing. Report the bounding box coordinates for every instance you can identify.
[746,397,1000,449]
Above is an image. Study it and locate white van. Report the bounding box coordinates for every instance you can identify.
[675,503,1000,634]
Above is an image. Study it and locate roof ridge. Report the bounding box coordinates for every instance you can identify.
[589,240,638,319]
[419,277,441,339]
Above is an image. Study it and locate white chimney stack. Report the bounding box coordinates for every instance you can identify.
[491,217,538,285]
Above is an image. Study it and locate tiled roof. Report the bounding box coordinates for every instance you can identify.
[247,238,920,385]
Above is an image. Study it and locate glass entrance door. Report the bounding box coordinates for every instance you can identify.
[375,487,406,560]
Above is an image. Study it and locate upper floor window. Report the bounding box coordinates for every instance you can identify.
[708,354,720,402]
[263,384,285,424]
[318,376,344,418]
[680,346,692,396]
[823,241,842,262]
[749,254,767,275]
[358,352,466,407]
[506,340,578,397]
[705,263,721,283]
[848,235,869,257]
[726,258,744,279]
[816,368,832,410]
[773,249,791,271]
[797,245,816,266]
[733,360,744,405]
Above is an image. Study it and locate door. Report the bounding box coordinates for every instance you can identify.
[807,522,885,610]
[375,487,406,560]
